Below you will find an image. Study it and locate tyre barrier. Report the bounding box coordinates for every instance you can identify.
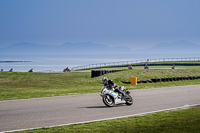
[121,76,200,84]
[91,69,127,78]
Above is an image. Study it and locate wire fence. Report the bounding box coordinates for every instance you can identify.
[71,57,200,70]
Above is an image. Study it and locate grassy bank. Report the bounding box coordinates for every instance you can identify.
[0,72,100,100]
[15,106,200,133]
[0,67,200,101]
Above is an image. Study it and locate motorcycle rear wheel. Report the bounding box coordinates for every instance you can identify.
[102,95,115,107]
[125,95,133,106]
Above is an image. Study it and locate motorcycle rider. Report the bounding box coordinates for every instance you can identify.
[102,77,127,98]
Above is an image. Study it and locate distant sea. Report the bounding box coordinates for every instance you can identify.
[1,54,200,72]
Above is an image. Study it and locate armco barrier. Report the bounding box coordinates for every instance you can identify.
[71,57,200,70]
[91,69,126,78]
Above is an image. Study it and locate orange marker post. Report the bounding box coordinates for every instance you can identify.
[131,77,137,85]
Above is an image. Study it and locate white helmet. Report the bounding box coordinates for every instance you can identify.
[102,77,108,84]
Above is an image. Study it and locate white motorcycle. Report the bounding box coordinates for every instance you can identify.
[100,86,133,107]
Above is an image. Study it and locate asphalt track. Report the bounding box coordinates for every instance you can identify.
[0,85,200,132]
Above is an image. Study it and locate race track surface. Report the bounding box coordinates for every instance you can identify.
[0,85,200,132]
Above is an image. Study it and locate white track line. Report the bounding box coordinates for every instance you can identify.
[2,104,199,133]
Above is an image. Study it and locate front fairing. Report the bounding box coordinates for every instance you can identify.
[100,86,118,100]
[100,86,107,96]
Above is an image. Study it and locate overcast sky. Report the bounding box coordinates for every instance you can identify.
[0,0,200,50]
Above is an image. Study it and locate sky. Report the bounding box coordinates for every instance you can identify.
[0,0,200,50]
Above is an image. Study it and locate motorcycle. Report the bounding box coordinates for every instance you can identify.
[100,86,133,107]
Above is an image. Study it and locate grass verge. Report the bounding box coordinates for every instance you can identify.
[0,67,200,101]
[14,106,200,133]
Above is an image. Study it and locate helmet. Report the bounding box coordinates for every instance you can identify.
[102,77,108,84]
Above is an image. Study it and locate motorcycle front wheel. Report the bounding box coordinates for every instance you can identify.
[102,95,115,107]
[125,95,133,106]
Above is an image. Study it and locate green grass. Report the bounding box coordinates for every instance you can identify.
[1,68,200,101]
[0,72,102,100]
[15,106,200,133]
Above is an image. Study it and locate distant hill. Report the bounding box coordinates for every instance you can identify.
[0,42,133,55]
[133,40,200,54]
[0,40,200,55]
